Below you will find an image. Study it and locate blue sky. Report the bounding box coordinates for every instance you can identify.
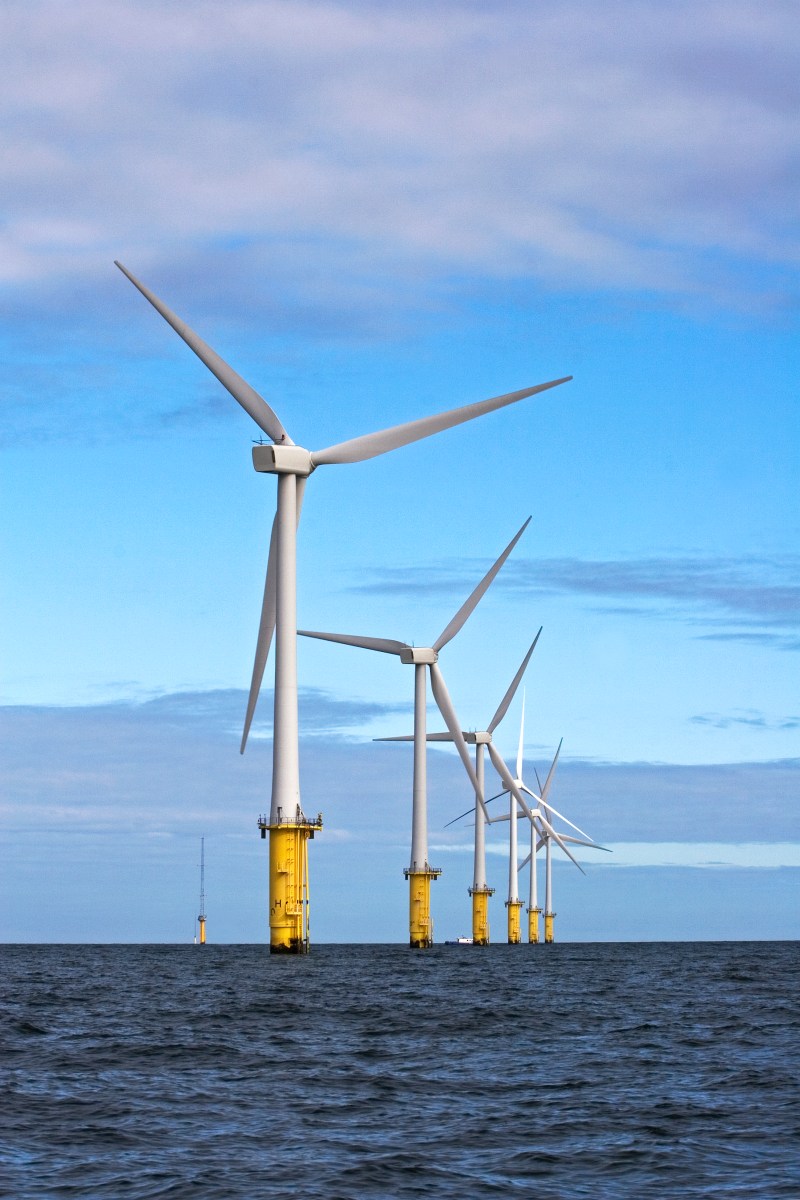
[1,0,798,942]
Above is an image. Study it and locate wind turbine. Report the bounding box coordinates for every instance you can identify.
[299,519,530,948]
[516,749,610,942]
[479,724,599,946]
[384,632,541,945]
[116,262,571,954]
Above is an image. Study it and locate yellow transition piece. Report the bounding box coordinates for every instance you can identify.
[405,867,442,949]
[506,899,523,944]
[469,886,494,946]
[544,911,555,943]
[527,907,540,944]
[267,818,322,954]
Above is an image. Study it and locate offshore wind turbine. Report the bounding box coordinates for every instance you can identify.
[386,631,541,945]
[300,519,530,948]
[115,262,571,954]
[482,727,591,946]
[517,750,610,942]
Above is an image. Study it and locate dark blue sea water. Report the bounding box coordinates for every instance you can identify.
[1,942,797,1198]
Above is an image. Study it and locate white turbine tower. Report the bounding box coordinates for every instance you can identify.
[504,692,529,943]
[116,262,571,954]
[299,519,530,948]
[386,632,541,945]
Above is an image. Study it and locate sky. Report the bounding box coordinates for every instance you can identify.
[1,0,798,943]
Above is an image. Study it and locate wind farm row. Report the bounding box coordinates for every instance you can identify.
[116,262,606,951]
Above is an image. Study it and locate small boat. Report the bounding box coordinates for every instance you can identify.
[444,935,474,945]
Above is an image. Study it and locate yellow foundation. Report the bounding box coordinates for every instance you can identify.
[198,916,206,945]
[544,911,555,943]
[263,815,322,954]
[506,899,523,944]
[469,886,494,946]
[404,867,441,948]
[527,907,541,944]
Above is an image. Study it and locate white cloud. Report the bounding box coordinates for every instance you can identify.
[1,0,796,312]
[432,840,800,868]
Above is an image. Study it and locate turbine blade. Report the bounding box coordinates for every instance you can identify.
[538,797,593,842]
[445,788,505,828]
[487,629,542,733]
[487,742,537,824]
[240,514,278,753]
[539,811,586,875]
[310,378,571,467]
[432,517,531,652]
[486,788,509,804]
[376,733,454,742]
[297,631,407,655]
[444,805,474,829]
[428,663,489,820]
[114,262,291,444]
[560,837,612,852]
[240,477,308,753]
[518,851,532,871]
[540,738,563,803]
[516,690,526,780]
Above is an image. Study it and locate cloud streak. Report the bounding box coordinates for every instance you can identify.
[1,0,797,324]
[2,690,798,841]
[353,553,800,649]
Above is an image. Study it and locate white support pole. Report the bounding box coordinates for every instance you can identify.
[410,663,428,869]
[545,834,552,913]
[529,822,537,910]
[473,744,487,890]
[271,472,301,824]
[508,793,519,903]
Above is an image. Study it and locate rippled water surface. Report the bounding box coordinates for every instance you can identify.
[2,942,798,1198]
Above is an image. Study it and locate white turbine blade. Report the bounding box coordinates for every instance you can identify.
[432,517,531,652]
[518,851,532,871]
[240,514,277,753]
[487,742,537,824]
[540,738,563,803]
[520,779,593,841]
[538,798,593,842]
[561,837,612,852]
[428,662,489,820]
[297,631,407,655]
[487,629,542,734]
[376,733,454,742]
[310,378,572,467]
[516,691,526,781]
[115,262,291,444]
[538,810,586,875]
[240,477,307,753]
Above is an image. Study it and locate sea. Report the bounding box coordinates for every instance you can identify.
[1,942,797,1199]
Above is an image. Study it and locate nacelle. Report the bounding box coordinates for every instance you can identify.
[252,444,314,476]
[399,646,438,665]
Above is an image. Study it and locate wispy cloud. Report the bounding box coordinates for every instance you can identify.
[353,553,800,649]
[430,841,800,869]
[691,709,800,731]
[2,691,799,841]
[1,0,796,321]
